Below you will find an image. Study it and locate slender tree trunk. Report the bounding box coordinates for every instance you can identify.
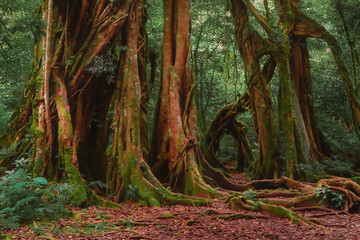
[231,0,279,179]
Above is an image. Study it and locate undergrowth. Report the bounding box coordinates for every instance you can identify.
[0,158,71,232]
[296,158,357,182]
[315,186,345,210]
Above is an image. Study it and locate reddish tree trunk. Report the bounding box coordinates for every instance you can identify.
[150,0,218,196]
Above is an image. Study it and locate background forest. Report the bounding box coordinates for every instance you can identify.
[0,0,360,237]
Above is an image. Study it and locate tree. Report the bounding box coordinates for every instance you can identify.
[227,0,360,179]
[149,0,218,196]
[1,0,211,206]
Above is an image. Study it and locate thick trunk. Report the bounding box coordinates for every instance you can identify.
[104,0,208,205]
[290,36,326,162]
[52,64,88,206]
[2,0,207,206]
[151,0,217,197]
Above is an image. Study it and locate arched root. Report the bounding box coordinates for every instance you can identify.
[229,196,320,225]
[227,176,360,225]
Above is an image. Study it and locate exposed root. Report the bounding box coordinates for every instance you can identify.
[124,160,212,207]
[227,176,360,225]
[308,211,349,218]
[215,213,269,220]
[229,196,321,225]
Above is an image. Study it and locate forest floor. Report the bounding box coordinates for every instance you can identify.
[3,172,360,239]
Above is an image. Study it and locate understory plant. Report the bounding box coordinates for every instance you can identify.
[315,186,345,210]
[0,158,71,231]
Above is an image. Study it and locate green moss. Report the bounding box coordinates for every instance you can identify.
[57,146,88,206]
[160,212,176,219]
[31,127,45,137]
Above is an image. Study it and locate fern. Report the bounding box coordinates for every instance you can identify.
[0,159,71,230]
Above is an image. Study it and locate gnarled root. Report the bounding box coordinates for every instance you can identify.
[228,176,360,225]
[229,196,320,225]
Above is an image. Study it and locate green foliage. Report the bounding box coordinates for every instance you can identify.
[297,158,355,182]
[122,218,133,229]
[125,184,139,201]
[89,180,108,191]
[242,189,257,200]
[0,159,71,230]
[315,186,345,209]
[297,161,327,182]
[86,51,117,84]
[0,0,41,134]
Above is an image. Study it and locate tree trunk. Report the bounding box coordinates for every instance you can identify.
[150,0,218,197]
[106,0,202,205]
[0,0,209,206]
[231,0,279,179]
[290,35,326,162]
[229,0,336,179]
[200,94,253,172]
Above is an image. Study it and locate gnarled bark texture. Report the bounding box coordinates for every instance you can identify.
[150,0,219,197]
[0,0,209,206]
[228,0,357,179]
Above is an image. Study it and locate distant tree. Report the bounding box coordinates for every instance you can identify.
[228,0,360,178]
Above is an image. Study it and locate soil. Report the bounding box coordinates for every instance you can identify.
[3,172,360,239]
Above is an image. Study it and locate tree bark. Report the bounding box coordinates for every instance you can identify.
[151,0,218,197]
[231,0,279,179]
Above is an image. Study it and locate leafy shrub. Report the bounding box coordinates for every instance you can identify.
[0,158,71,230]
[242,189,257,200]
[296,158,355,182]
[296,161,327,182]
[86,51,117,84]
[125,184,139,201]
[315,187,345,209]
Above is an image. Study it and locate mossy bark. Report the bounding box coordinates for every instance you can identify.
[2,0,208,206]
[200,94,254,172]
[231,0,279,179]
[229,0,344,179]
[150,0,219,198]
[104,0,211,205]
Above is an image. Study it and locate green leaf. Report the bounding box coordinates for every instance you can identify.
[13,182,25,189]
[33,177,48,186]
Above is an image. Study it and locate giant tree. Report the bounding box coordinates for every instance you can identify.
[0,0,211,206]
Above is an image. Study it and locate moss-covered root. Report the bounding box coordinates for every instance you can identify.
[135,177,211,207]
[87,190,121,208]
[229,196,321,225]
[182,153,224,198]
[118,160,213,207]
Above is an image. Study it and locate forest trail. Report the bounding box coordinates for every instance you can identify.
[3,172,360,239]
